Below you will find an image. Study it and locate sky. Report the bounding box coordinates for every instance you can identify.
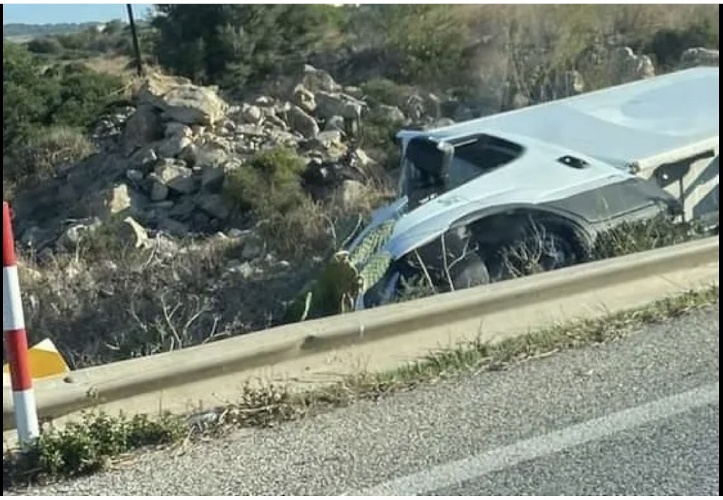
[3,4,154,25]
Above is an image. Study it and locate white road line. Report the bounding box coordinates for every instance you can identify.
[351,382,720,496]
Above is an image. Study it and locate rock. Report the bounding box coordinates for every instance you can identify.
[288,105,320,138]
[157,217,190,237]
[116,216,149,249]
[608,46,655,84]
[343,86,363,99]
[139,73,228,126]
[301,65,342,93]
[57,218,102,251]
[315,91,365,121]
[352,148,377,169]
[150,180,170,201]
[233,261,255,279]
[122,103,162,156]
[253,96,275,107]
[129,145,158,168]
[201,166,227,192]
[105,184,132,215]
[240,103,263,124]
[292,85,317,114]
[680,47,719,68]
[324,115,345,132]
[154,162,197,195]
[126,169,144,183]
[196,193,230,220]
[157,134,193,159]
[164,122,192,138]
[311,130,345,151]
[241,233,266,260]
[19,226,51,249]
[377,104,406,123]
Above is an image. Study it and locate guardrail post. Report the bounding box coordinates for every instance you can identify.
[3,201,40,446]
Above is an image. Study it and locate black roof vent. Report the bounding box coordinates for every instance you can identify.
[557,155,589,169]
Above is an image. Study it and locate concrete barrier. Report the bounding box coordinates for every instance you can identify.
[3,236,719,431]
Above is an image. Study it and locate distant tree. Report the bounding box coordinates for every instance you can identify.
[26,36,65,55]
[151,4,339,89]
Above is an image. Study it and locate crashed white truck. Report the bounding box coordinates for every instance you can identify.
[284,66,719,322]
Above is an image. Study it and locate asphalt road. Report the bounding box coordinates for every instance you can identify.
[14,305,720,496]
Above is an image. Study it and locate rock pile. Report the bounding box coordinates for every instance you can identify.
[14,46,718,258]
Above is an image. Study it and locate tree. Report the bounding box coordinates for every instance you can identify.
[151,4,338,89]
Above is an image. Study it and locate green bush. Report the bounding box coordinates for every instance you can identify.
[26,36,65,55]
[361,78,411,106]
[223,147,307,215]
[151,5,338,89]
[5,411,185,483]
[5,126,95,189]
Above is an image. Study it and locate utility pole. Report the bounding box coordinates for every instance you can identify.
[126,4,144,77]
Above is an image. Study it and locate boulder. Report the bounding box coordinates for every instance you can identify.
[287,105,320,138]
[139,73,228,126]
[680,47,719,68]
[153,161,198,195]
[315,91,365,121]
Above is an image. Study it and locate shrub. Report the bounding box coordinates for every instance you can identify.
[223,147,307,215]
[26,36,65,55]
[645,18,720,69]
[5,126,95,189]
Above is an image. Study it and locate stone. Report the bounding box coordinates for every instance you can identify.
[196,193,230,220]
[324,115,346,132]
[164,122,192,138]
[680,47,719,68]
[241,233,266,260]
[126,169,144,183]
[288,105,320,139]
[240,103,264,124]
[105,184,132,215]
[157,134,193,159]
[139,73,228,126]
[315,91,365,121]
[154,162,197,195]
[201,166,227,192]
[157,217,190,237]
[150,180,170,201]
[292,85,317,114]
[116,216,149,249]
[121,103,163,157]
[301,65,342,93]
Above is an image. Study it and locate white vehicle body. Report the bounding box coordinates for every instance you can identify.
[348,67,719,308]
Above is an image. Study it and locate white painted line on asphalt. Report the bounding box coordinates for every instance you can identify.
[351,382,720,496]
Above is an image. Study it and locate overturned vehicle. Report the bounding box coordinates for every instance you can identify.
[285,67,719,322]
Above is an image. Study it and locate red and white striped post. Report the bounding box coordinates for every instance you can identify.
[3,201,40,445]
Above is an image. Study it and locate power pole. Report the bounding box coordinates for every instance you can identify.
[126,4,144,77]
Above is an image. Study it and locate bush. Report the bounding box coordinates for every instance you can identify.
[5,126,95,189]
[223,147,307,214]
[645,18,720,69]
[26,36,65,55]
[360,78,411,106]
